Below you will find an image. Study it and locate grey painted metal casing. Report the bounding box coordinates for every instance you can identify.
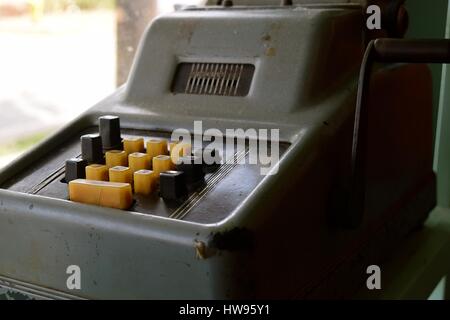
[0,5,365,299]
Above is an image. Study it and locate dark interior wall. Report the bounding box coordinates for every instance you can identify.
[405,0,449,143]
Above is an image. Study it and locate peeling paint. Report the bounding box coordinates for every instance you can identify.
[265,47,277,57]
[194,240,210,260]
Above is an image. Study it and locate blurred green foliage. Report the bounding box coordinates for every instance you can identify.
[0,131,52,156]
[42,0,115,12]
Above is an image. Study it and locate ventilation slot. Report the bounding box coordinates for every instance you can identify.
[172,63,254,97]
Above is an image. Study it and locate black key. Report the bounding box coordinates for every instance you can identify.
[99,115,122,150]
[176,156,205,184]
[160,171,188,201]
[194,148,221,172]
[81,134,104,164]
[65,158,88,183]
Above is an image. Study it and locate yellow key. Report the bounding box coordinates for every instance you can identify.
[182,143,192,155]
[129,152,151,174]
[123,137,145,155]
[147,139,169,160]
[169,141,179,153]
[86,164,109,181]
[105,150,128,168]
[171,143,192,165]
[153,155,173,174]
[134,170,158,195]
[109,166,132,184]
[69,179,133,210]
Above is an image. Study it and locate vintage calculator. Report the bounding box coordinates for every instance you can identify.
[0,0,446,299]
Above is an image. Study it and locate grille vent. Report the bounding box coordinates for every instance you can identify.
[172,63,255,97]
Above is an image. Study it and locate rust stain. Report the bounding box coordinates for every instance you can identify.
[262,34,271,42]
[194,240,216,260]
[179,21,197,44]
[265,47,277,57]
[195,240,207,260]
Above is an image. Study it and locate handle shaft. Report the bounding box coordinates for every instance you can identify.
[374,38,450,63]
[342,38,450,228]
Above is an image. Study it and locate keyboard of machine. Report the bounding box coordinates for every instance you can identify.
[1,116,289,224]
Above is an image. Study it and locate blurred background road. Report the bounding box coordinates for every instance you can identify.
[0,0,203,168]
[0,9,116,167]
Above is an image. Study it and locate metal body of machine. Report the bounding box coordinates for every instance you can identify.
[0,0,446,299]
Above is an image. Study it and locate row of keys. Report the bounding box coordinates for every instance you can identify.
[68,168,191,210]
[67,147,196,183]
[81,134,190,166]
[68,170,189,211]
[67,154,203,207]
[79,115,217,168]
[66,115,218,210]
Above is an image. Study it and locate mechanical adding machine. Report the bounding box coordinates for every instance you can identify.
[0,0,449,299]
